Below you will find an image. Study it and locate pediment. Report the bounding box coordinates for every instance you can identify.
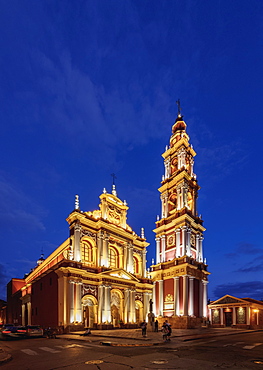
[210,295,247,306]
[102,268,139,282]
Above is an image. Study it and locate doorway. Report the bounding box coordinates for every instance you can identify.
[225,311,232,327]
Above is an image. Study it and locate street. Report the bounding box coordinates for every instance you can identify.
[1,331,263,369]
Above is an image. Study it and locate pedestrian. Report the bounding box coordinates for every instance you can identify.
[162,322,169,341]
[154,319,159,332]
[140,320,147,337]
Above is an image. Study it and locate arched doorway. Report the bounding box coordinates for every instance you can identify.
[111,290,123,327]
[82,296,98,329]
[135,300,144,324]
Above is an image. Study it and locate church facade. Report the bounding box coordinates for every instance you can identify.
[150,111,210,328]
[7,188,152,331]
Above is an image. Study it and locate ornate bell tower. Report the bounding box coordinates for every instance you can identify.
[151,102,210,327]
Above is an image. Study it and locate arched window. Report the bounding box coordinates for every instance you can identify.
[133,257,139,274]
[82,241,93,262]
[109,247,118,268]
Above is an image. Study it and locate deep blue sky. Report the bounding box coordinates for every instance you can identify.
[1,0,263,302]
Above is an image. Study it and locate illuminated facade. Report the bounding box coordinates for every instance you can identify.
[208,295,263,329]
[150,111,210,328]
[7,188,152,330]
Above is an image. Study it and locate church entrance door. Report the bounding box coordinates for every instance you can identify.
[111,304,120,327]
[225,312,232,327]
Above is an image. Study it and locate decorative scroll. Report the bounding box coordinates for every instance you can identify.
[82,284,98,298]
[82,229,96,240]
[135,292,143,302]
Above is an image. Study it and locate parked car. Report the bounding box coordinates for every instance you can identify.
[26,325,43,337]
[0,324,18,339]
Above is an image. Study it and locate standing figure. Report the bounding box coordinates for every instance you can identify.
[140,320,147,337]
[154,319,159,332]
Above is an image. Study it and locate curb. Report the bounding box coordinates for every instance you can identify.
[0,353,12,365]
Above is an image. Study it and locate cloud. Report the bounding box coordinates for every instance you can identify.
[0,176,45,232]
[214,281,263,301]
[225,242,263,259]
[235,254,263,273]
[0,264,9,301]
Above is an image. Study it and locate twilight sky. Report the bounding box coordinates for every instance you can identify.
[0,0,263,302]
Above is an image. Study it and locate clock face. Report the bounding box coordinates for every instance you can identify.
[168,235,175,246]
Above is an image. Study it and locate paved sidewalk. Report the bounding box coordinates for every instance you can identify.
[59,327,260,346]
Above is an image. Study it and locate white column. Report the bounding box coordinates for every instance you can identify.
[127,243,133,273]
[143,292,150,321]
[189,277,194,316]
[152,283,156,316]
[142,250,146,278]
[175,229,181,257]
[161,194,165,218]
[202,281,208,317]
[97,231,103,266]
[232,307,236,325]
[130,290,136,323]
[246,306,250,325]
[74,223,81,261]
[27,302,32,325]
[182,226,187,256]
[158,280,163,316]
[124,289,130,323]
[186,228,191,256]
[22,304,25,326]
[199,236,204,262]
[75,283,82,323]
[220,307,224,325]
[101,234,109,267]
[98,285,104,324]
[156,237,161,264]
[104,285,111,323]
[161,235,166,262]
[183,275,189,316]
[182,184,188,208]
[196,234,200,261]
[174,277,180,316]
[69,281,75,323]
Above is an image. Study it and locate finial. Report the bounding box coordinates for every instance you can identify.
[157,215,160,221]
[111,173,117,196]
[124,199,127,205]
[112,184,117,196]
[103,187,107,194]
[141,227,145,238]
[162,175,165,181]
[165,145,168,151]
[75,195,79,210]
[151,258,154,265]
[176,99,182,118]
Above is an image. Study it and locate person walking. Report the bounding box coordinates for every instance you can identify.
[154,319,159,332]
[140,320,147,337]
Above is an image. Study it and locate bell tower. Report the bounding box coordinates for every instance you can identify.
[151,103,210,326]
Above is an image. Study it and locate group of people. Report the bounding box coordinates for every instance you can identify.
[140,319,172,341]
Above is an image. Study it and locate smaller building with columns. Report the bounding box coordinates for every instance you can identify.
[6,187,152,331]
[208,295,263,329]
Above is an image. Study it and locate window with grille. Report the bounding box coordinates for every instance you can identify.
[82,241,93,262]
[109,247,117,268]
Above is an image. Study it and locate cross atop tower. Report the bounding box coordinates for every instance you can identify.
[176,99,182,118]
[111,173,117,186]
